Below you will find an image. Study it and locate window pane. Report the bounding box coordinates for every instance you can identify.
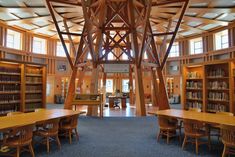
[56,42,69,57]
[106,79,113,93]
[215,30,228,50]
[190,37,203,55]
[6,29,21,50]
[122,79,129,92]
[33,37,46,54]
[168,42,179,57]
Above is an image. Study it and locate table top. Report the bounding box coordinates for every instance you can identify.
[154,109,235,127]
[0,109,82,131]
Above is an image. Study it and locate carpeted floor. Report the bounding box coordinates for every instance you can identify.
[16,116,223,157]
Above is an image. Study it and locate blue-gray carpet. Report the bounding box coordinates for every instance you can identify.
[16,116,224,157]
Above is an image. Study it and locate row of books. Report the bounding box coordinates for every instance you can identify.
[207,104,227,112]
[0,67,20,73]
[0,84,20,92]
[0,95,20,103]
[0,75,20,82]
[26,94,42,100]
[187,71,201,79]
[26,77,42,83]
[186,81,202,89]
[0,104,19,114]
[186,102,202,109]
[207,68,227,77]
[26,85,42,91]
[208,92,229,101]
[208,81,228,89]
[186,92,203,99]
[26,68,42,74]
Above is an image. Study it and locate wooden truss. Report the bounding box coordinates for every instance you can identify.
[46,0,189,116]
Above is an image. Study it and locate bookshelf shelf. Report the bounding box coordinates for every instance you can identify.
[0,60,46,115]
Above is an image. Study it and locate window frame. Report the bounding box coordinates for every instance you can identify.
[56,41,70,57]
[6,29,22,50]
[32,37,47,54]
[189,37,203,55]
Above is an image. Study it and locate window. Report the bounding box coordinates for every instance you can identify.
[215,30,229,50]
[56,42,70,57]
[108,52,114,60]
[167,42,179,57]
[190,37,203,55]
[87,52,92,60]
[6,29,21,50]
[106,79,113,93]
[122,53,128,60]
[122,79,129,92]
[32,37,46,54]
[143,52,148,59]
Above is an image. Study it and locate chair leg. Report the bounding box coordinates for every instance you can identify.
[179,128,181,143]
[157,130,161,142]
[222,145,227,157]
[182,135,187,149]
[56,135,61,150]
[208,134,211,151]
[46,137,50,153]
[29,143,35,157]
[75,128,79,141]
[69,130,72,144]
[167,131,170,144]
[16,146,20,157]
[196,138,199,155]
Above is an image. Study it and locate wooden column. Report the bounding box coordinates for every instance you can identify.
[156,67,170,110]
[134,65,146,116]
[87,67,99,116]
[150,68,159,107]
[64,66,78,109]
[129,66,134,106]
[102,72,107,106]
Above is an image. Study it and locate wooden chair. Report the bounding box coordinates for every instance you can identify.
[2,124,35,157]
[59,114,79,144]
[7,112,23,116]
[182,119,211,154]
[210,112,234,140]
[157,115,181,144]
[34,118,61,153]
[221,124,235,157]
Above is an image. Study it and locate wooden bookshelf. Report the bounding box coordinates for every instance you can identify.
[182,65,204,111]
[182,61,235,114]
[0,59,46,115]
[205,62,230,113]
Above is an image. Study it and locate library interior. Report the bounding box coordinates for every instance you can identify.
[0,0,235,157]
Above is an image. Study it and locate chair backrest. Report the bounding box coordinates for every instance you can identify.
[35,108,45,112]
[188,108,201,112]
[183,119,204,135]
[7,112,23,116]
[216,111,234,116]
[42,118,60,135]
[158,115,176,128]
[6,124,34,145]
[61,115,79,128]
[221,125,235,146]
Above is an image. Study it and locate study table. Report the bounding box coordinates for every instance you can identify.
[0,109,83,131]
[153,109,235,126]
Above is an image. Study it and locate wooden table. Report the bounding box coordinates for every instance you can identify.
[0,109,82,131]
[109,96,127,108]
[153,109,235,126]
